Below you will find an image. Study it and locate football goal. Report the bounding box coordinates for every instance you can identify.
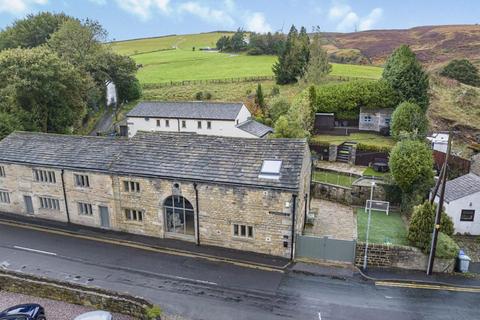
[365,200,390,216]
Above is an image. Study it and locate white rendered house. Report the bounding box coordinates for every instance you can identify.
[434,173,480,235]
[127,101,273,138]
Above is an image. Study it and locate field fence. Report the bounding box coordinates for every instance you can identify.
[313,169,360,187]
[142,76,276,89]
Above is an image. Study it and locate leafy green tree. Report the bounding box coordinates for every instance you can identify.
[273,25,309,84]
[390,102,429,140]
[216,35,230,51]
[289,91,314,134]
[272,115,306,138]
[255,83,265,113]
[0,47,88,133]
[0,12,73,50]
[389,139,434,195]
[0,112,23,140]
[303,32,331,84]
[407,201,455,252]
[267,97,290,123]
[382,45,430,111]
[440,59,480,87]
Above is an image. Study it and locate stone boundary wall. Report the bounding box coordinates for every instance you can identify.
[0,270,153,318]
[311,182,352,205]
[355,242,455,273]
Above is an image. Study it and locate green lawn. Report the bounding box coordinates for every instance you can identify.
[312,170,358,187]
[311,133,395,149]
[357,208,408,245]
[111,33,383,84]
[362,167,388,177]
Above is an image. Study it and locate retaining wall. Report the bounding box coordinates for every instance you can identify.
[355,242,455,273]
[0,270,152,318]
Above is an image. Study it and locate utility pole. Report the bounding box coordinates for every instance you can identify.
[427,132,452,275]
[363,181,375,271]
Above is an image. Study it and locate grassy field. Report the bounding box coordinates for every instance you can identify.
[357,208,408,245]
[112,33,383,84]
[311,133,396,148]
[312,170,358,187]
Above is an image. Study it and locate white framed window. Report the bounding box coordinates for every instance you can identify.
[74,174,90,188]
[0,166,5,177]
[233,223,254,239]
[364,115,372,122]
[165,119,170,127]
[33,169,56,183]
[207,121,212,129]
[0,191,10,204]
[182,120,186,128]
[460,209,475,222]
[39,197,60,211]
[78,202,93,215]
[197,121,202,129]
[156,119,161,127]
[124,208,143,222]
[123,180,140,192]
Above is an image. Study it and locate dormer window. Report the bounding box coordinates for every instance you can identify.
[259,160,282,179]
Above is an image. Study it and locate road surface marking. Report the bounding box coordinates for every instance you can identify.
[318,312,322,320]
[375,281,480,293]
[174,275,217,286]
[13,245,57,256]
[0,220,285,273]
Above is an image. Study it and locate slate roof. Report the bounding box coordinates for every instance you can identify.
[0,131,308,191]
[441,173,480,203]
[236,120,273,138]
[127,101,244,120]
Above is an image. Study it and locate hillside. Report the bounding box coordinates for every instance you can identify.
[323,25,480,66]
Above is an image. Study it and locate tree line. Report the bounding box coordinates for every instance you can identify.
[0,12,141,140]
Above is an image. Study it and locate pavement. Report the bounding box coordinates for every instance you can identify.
[0,291,133,320]
[0,211,289,271]
[0,221,479,319]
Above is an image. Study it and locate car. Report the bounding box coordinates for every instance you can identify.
[0,304,46,320]
[73,311,112,320]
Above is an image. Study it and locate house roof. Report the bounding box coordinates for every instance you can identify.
[236,120,273,138]
[126,101,244,120]
[0,131,308,191]
[441,173,480,203]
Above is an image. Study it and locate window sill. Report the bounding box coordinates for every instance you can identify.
[232,236,255,242]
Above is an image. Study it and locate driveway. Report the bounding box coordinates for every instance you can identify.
[0,291,132,320]
[305,199,357,240]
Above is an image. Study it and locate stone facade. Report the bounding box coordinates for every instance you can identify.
[355,242,455,273]
[0,160,310,259]
[358,108,393,132]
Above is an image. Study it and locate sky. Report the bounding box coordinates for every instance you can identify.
[0,0,479,41]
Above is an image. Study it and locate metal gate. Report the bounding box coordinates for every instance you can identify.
[295,235,356,263]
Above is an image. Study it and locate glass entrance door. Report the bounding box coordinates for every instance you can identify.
[164,196,195,237]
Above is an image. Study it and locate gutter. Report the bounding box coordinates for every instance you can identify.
[60,169,70,223]
[290,194,297,261]
[193,183,200,246]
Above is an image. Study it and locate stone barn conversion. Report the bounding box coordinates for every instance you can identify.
[0,131,310,258]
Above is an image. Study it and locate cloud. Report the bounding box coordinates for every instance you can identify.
[0,0,48,15]
[88,0,106,5]
[328,2,383,32]
[178,1,234,26]
[245,12,271,33]
[358,8,383,31]
[114,0,171,21]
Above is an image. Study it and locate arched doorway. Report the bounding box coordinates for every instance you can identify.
[164,195,195,237]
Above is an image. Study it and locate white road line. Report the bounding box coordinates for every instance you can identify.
[318,312,322,320]
[13,246,57,256]
[173,275,218,286]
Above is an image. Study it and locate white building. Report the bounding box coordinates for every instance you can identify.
[427,132,449,153]
[358,107,393,133]
[127,101,273,139]
[434,173,480,235]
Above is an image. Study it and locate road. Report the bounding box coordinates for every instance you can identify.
[90,108,115,136]
[0,223,478,320]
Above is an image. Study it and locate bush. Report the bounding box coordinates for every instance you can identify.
[194,91,203,100]
[146,305,162,320]
[270,85,280,96]
[434,233,460,259]
[268,97,290,123]
[390,102,428,140]
[356,143,392,153]
[440,59,480,87]
[408,201,455,251]
[203,91,212,100]
[193,91,212,100]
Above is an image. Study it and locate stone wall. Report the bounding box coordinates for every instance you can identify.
[0,270,151,318]
[355,242,455,273]
[328,145,337,162]
[311,182,352,205]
